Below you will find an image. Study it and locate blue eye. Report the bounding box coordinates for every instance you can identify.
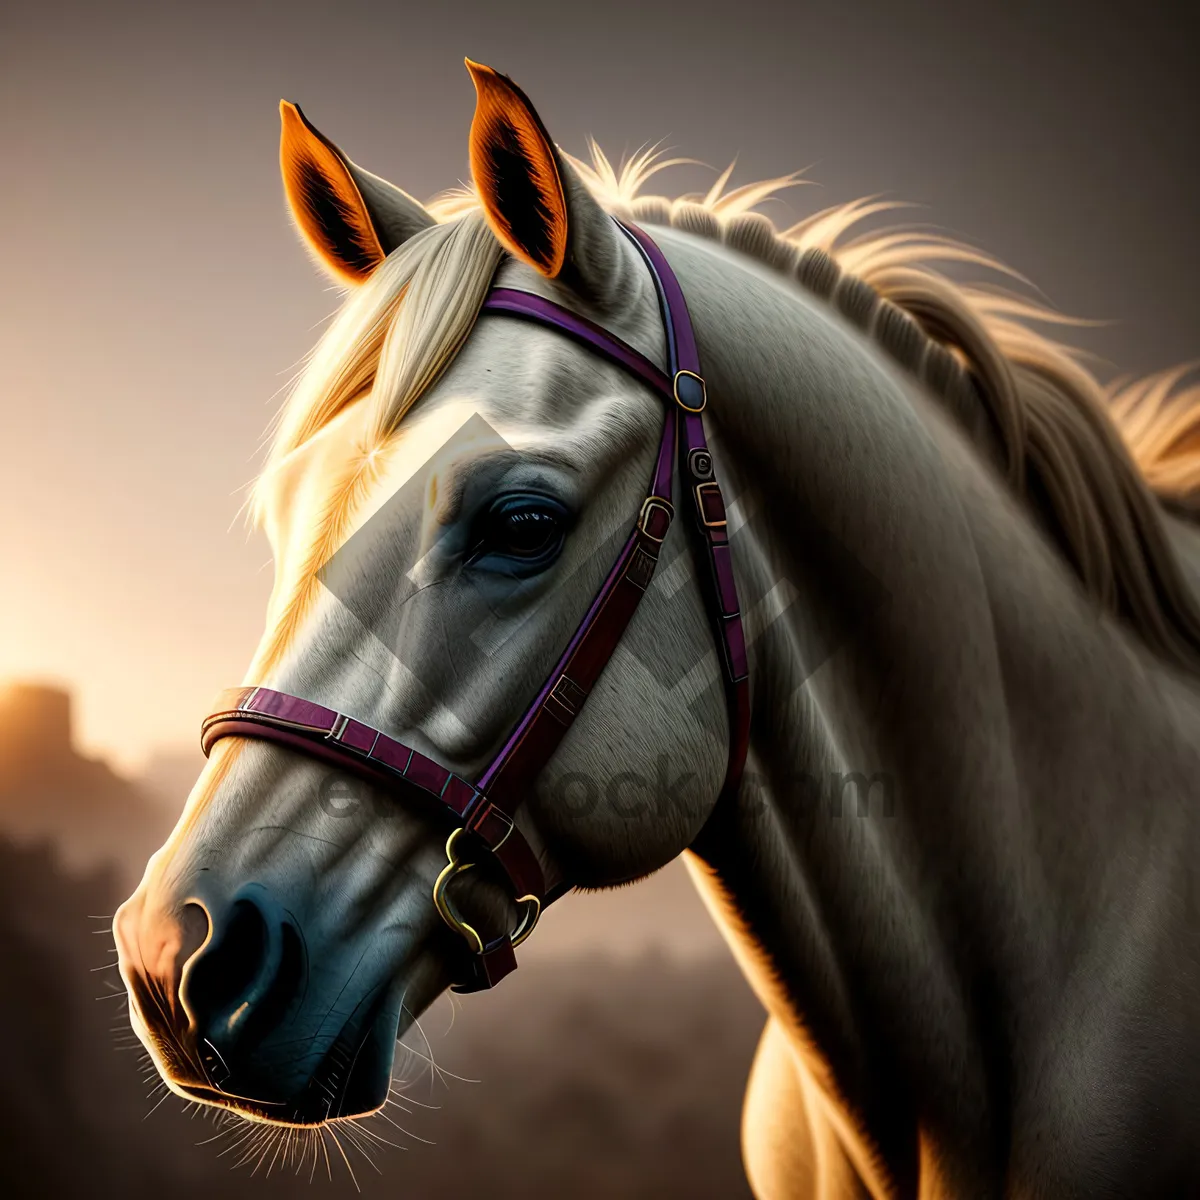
[467,493,570,573]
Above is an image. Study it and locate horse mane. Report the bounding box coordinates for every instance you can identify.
[557,145,1200,673]
[256,144,1200,677]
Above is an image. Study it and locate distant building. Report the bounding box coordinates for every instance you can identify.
[0,682,73,774]
[0,682,172,879]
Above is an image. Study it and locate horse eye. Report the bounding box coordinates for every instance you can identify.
[469,494,569,567]
[493,508,560,556]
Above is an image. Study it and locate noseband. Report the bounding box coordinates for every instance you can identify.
[201,222,751,992]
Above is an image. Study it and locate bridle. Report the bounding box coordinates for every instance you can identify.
[200,221,751,992]
[201,222,750,990]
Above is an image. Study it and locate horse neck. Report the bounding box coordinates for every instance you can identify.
[657,229,1200,1188]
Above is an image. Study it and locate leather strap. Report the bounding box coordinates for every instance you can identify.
[201,687,547,900]
[200,221,751,991]
[483,288,675,400]
[622,226,752,805]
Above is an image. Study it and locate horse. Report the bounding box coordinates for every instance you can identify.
[112,59,1200,1197]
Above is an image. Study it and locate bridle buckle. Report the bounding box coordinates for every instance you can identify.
[637,496,674,542]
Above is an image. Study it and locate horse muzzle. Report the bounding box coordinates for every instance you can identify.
[114,879,401,1124]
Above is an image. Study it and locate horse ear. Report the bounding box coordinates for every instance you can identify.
[465,60,624,300]
[279,100,436,285]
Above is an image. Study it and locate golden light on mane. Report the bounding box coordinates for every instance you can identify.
[247,446,386,681]
[250,143,1200,678]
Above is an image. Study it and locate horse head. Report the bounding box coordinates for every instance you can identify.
[113,61,734,1127]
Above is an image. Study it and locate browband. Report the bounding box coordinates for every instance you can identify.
[201,221,750,992]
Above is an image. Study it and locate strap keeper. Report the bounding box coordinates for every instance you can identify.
[450,935,518,993]
[694,481,727,528]
[467,801,515,851]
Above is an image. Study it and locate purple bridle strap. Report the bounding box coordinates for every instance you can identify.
[200,221,750,992]
[482,288,675,400]
[623,225,752,808]
[200,687,546,896]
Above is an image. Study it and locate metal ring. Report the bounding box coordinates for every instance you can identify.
[432,828,484,953]
[432,828,543,954]
[687,448,714,480]
[510,894,542,947]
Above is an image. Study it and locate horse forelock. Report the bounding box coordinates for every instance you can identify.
[245,269,661,680]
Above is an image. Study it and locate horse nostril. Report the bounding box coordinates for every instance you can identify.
[179,888,303,1067]
[178,902,210,965]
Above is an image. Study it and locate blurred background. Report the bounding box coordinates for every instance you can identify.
[1,0,1197,1195]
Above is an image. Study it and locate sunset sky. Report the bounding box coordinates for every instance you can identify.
[3,0,1198,776]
